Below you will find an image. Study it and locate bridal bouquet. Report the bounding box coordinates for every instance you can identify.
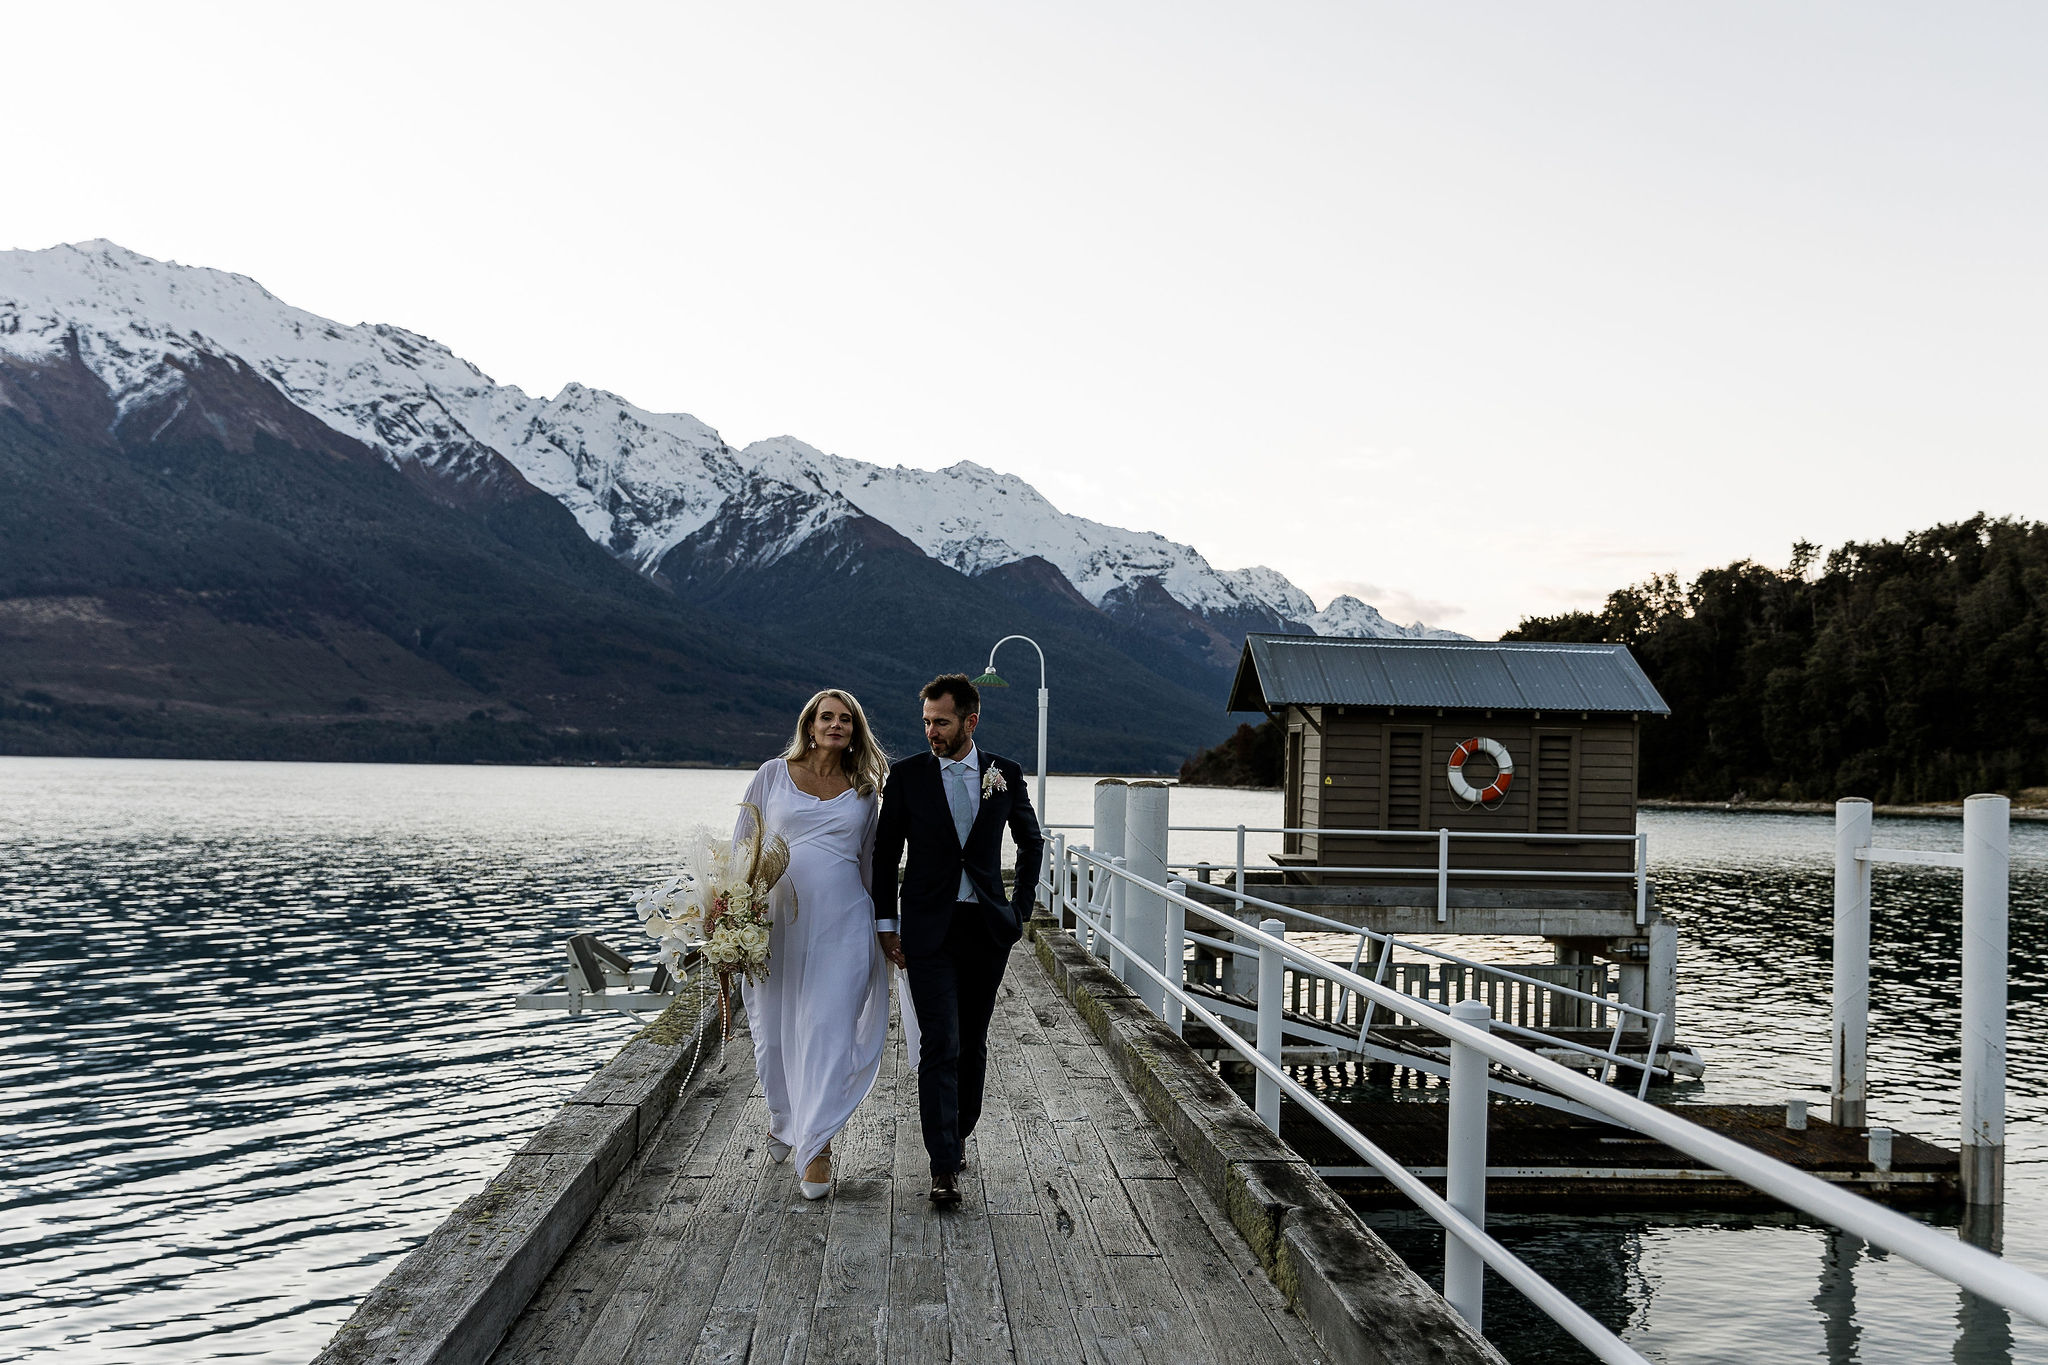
[636,803,793,989]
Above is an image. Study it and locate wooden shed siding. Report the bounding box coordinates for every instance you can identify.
[1301,708,1323,859]
[1284,711,1642,880]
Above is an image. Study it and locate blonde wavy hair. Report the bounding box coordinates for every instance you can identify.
[782,689,890,797]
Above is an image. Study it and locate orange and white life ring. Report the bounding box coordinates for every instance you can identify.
[1447,737,1514,805]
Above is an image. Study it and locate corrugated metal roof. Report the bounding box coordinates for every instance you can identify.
[1227,634,1671,715]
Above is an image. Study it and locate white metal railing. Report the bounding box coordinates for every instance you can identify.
[1045,820,1651,924]
[1832,795,2010,1206]
[1171,870,1673,1099]
[1049,840,2048,1357]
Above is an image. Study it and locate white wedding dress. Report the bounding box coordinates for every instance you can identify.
[735,759,915,1174]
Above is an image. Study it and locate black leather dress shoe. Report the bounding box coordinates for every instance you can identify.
[929,1171,962,1206]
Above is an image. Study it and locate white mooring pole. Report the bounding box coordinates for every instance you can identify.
[1961,793,2009,1206]
[1034,682,1049,832]
[1445,998,1493,1331]
[1832,798,1873,1128]
[1256,918,1285,1133]
[1126,781,1172,1014]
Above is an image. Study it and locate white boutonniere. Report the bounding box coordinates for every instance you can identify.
[981,765,1006,798]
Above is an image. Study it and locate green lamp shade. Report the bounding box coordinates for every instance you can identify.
[972,670,1009,688]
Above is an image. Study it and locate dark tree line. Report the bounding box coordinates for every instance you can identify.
[1179,719,1284,787]
[1508,515,2048,802]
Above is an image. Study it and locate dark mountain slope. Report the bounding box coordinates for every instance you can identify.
[974,556,1243,706]
[0,348,833,762]
[661,503,1236,771]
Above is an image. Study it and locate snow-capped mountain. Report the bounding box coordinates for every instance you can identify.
[0,240,1461,641]
[1306,595,1464,641]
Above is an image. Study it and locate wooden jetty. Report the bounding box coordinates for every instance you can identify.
[315,921,1503,1365]
[1275,1096,1960,1210]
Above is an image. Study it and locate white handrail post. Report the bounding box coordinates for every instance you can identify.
[1050,832,1067,929]
[1832,798,1873,1127]
[1234,823,1247,898]
[1076,844,1100,956]
[1635,831,1649,926]
[1094,779,1128,966]
[1437,827,1451,924]
[1256,918,1285,1132]
[1108,857,1128,978]
[1962,793,2009,1206]
[1165,880,1187,1037]
[1126,781,1172,1013]
[1445,998,1493,1331]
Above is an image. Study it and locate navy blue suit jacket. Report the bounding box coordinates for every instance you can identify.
[873,749,1044,950]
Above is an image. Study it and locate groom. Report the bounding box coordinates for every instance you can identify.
[874,673,1044,1206]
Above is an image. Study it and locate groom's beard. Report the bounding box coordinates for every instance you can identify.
[930,732,969,760]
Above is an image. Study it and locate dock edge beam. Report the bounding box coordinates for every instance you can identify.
[310,980,722,1365]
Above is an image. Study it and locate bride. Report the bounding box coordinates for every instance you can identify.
[734,688,908,1198]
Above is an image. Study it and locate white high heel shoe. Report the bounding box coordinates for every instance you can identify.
[767,1135,792,1163]
[799,1152,832,1200]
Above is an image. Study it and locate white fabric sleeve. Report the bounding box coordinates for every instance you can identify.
[733,760,772,844]
[864,786,899,932]
[859,795,879,897]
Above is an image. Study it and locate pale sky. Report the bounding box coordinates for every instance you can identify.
[8,2,2044,637]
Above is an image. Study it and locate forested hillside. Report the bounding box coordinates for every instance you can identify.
[1508,516,2048,802]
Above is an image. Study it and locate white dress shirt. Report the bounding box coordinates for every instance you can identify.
[875,745,979,935]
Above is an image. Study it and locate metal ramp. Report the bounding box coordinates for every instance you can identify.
[1176,977,1700,1127]
[514,932,683,1015]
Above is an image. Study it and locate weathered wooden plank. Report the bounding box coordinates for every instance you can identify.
[688,1143,811,1363]
[1123,1177,1322,1365]
[518,1102,642,1195]
[317,1151,597,1365]
[972,1055,1039,1216]
[737,1185,831,1365]
[1018,1042,1095,1121]
[940,1199,1016,1364]
[490,1064,746,1363]
[1008,981,1104,1064]
[490,1170,677,1365]
[1013,1036,1175,1184]
[832,1040,896,1184]
[987,1214,1088,1365]
[1051,1120,1159,1258]
[887,1061,949,1365]
[807,1177,892,1362]
[600,1096,770,1365]
[1102,1241,1222,1365]
[1009,1101,1155,1261]
[682,1049,764,1179]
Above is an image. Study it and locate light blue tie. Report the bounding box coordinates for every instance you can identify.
[945,760,974,843]
[945,760,975,899]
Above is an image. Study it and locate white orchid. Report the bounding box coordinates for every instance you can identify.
[634,819,782,989]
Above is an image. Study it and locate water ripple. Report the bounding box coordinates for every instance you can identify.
[3,762,2044,1363]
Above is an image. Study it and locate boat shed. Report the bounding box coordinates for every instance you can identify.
[1227,634,1671,889]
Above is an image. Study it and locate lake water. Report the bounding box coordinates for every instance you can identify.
[2,757,2043,1363]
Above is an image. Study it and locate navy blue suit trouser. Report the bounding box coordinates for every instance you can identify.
[904,904,1011,1177]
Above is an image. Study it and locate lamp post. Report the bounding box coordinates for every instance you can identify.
[972,634,1048,824]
